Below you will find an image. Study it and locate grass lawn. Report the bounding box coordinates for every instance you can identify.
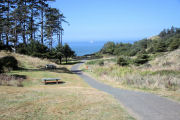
[0,61,134,120]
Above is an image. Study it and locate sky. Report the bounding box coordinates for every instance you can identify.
[49,0,180,43]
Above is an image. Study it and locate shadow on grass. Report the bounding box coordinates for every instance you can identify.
[61,61,84,65]
[11,74,27,79]
[18,67,74,74]
[44,81,66,85]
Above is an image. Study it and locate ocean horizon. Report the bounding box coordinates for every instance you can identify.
[66,40,137,56]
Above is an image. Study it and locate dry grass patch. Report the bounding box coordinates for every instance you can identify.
[0,85,134,120]
[0,51,58,69]
[0,51,134,120]
[82,54,180,102]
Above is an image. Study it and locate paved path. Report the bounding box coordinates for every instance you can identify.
[71,61,180,120]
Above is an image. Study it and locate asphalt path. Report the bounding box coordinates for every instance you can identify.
[71,61,180,120]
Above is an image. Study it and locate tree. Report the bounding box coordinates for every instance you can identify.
[3,0,16,46]
[168,38,180,51]
[63,43,75,64]
[159,29,167,38]
[55,44,64,64]
[28,0,39,42]
[57,13,69,45]
[134,54,149,65]
[38,0,54,45]
[155,40,167,52]
[101,42,115,54]
[45,7,60,49]
[117,56,128,66]
[16,0,29,45]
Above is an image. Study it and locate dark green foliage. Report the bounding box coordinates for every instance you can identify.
[155,40,167,52]
[134,54,149,65]
[54,45,64,64]
[117,56,129,66]
[98,60,104,66]
[0,56,18,73]
[99,27,180,58]
[63,43,75,64]
[101,42,115,54]
[168,38,180,51]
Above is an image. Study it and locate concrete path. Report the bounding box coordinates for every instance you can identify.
[71,61,180,120]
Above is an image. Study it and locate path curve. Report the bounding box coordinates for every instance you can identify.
[71,61,180,120]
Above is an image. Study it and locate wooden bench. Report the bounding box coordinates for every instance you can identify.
[42,78,61,84]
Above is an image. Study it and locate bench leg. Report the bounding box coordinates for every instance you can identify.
[45,80,47,85]
[56,80,58,84]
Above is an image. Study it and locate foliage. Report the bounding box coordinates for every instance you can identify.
[98,60,104,66]
[168,38,180,51]
[101,42,115,54]
[0,0,72,63]
[0,56,18,72]
[63,43,75,63]
[117,56,129,66]
[134,54,149,65]
[99,26,180,57]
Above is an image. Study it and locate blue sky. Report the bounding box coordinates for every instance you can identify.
[49,0,180,42]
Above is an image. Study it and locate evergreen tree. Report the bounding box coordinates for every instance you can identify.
[63,44,75,64]
[155,41,167,52]
[45,8,59,49]
[55,44,64,64]
[168,38,180,51]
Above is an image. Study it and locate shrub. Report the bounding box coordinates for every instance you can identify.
[134,54,149,65]
[0,74,24,87]
[168,38,180,51]
[0,56,18,72]
[117,56,129,66]
[98,60,104,66]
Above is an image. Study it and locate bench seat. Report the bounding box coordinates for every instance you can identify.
[42,78,61,84]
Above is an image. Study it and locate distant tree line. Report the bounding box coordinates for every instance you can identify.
[0,0,75,64]
[100,26,180,56]
[100,26,180,66]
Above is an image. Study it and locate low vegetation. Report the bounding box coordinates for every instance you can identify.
[0,52,134,120]
[83,49,180,102]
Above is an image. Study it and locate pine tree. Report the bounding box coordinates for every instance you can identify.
[63,44,75,64]
[45,8,59,49]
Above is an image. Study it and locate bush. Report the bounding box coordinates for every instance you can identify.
[0,56,18,72]
[117,56,129,66]
[98,60,104,66]
[168,38,180,51]
[0,74,24,87]
[134,54,149,65]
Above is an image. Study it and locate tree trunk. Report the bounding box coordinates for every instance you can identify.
[0,33,1,43]
[66,56,67,64]
[59,56,62,64]
[30,3,34,42]
[6,33,8,46]
[41,9,44,45]
[22,22,26,45]
[61,30,62,45]
[6,0,10,46]
[22,0,27,45]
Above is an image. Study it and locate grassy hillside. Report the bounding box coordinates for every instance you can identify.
[0,52,134,120]
[0,51,58,69]
[82,49,180,102]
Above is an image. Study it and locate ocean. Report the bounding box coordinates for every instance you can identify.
[66,41,105,56]
[66,40,136,56]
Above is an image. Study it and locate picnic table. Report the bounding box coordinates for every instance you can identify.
[42,78,61,84]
